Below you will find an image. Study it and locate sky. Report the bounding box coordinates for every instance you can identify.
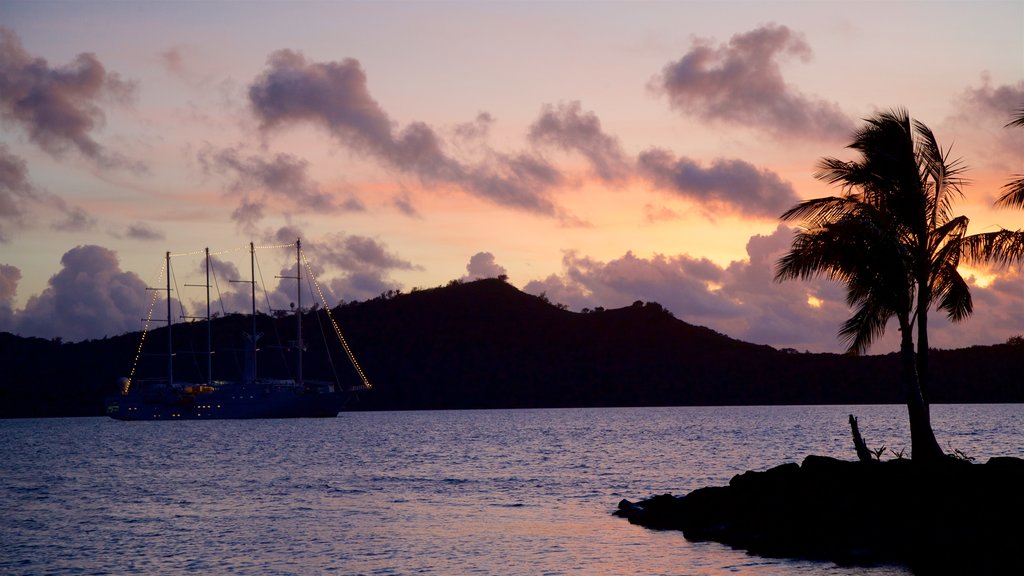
[0,0,1022,353]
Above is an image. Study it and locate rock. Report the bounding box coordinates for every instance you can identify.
[614,456,1024,574]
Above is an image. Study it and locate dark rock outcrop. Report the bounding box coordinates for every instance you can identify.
[615,455,1024,574]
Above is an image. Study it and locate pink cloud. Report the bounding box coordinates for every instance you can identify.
[522,224,1024,353]
[462,252,507,282]
[198,145,344,227]
[247,50,562,214]
[522,227,873,352]
[528,101,630,182]
[637,148,799,218]
[653,24,853,140]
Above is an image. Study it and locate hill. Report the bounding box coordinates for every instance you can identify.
[2,278,1023,417]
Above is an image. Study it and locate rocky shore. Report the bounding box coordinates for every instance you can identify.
[615,455,1024,574]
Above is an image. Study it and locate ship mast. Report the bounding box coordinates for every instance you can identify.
[166,250,173,385]
[250,241,257,383]
[296,238,303,387]
[183,248,214,385]
[205,247,212,385]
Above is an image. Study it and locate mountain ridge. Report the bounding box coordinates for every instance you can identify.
[1,277,1022,417]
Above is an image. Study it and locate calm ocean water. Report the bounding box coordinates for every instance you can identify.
[2,405,1021,575]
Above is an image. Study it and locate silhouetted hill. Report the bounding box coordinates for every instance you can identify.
[2,278,1022,417]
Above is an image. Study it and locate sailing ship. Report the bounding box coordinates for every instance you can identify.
[105,239,371,420]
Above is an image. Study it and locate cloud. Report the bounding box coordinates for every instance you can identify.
[231,196,265,232]
[643,203,681,223]
[247,50,560,214]
[12,245,148,340]
[49,200,95,232]
[0,27,144,172]
[453,112,495,142]
[0,263,20,330]
[522,226,862,352]
[528,101,630,182]
[392,192,420,217]
[462,252,507,281]
[0,144,37,242]
[522,224,1024,353]
[0,144,94,240]
[198,145,339,227]
[262,230,418,303]
[124,222,165,241]
[956,75,1024,159]
[637,148,799,217]
[312,233,418,274]
[524,249,739,318]
[960,75,1024,120]
[329,273,400,304]
[653,24,853,140]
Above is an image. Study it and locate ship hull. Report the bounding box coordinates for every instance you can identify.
[105,383,349,420]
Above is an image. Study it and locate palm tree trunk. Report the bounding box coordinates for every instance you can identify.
[916,276,931,408]
[900,317,944,461]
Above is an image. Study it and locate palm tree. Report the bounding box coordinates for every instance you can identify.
[775,109,979,462]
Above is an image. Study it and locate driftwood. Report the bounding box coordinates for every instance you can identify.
[848,414,874,463]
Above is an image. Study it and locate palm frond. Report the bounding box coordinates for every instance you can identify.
[961,229,1024,266]
[1006,108,1024,128]
[934,268,972,322]
[995,177,1024,209]
[839,299,893,355]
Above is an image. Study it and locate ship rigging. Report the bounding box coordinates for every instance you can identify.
[106,238,370,420]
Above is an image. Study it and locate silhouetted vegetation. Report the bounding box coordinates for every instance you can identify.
[776,109,1023,461]
[2,277,1024,418]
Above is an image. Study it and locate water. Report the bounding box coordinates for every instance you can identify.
[2,405,1021,575]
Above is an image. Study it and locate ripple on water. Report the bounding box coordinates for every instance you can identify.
[4,406,1016,574]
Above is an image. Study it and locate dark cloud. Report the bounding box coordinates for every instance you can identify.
[957,76,1024,159]
[198,145,337,225]
[528,101,630,182]
[340,196,367,212]
[960,76,1024,119]
[0,27,144,172]
[49,201,95,232]
[462,252,507,281]
[329,272,400,304]
[0,144,36,242]
[263,231,419,303]
[247,50,560,214]
[464,151,562,211]
[392,192,419,217]
[653,24,853,140]
[231,196,265,232]
[637,148,799,217]
[12,245,148,340]
[0,144,94,239]
[0,263,20,330]
[124,222,164,241]
[314,234,417,273]
[453,112,495,142]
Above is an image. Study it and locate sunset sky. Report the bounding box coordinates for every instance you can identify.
[0,0,1022,353]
